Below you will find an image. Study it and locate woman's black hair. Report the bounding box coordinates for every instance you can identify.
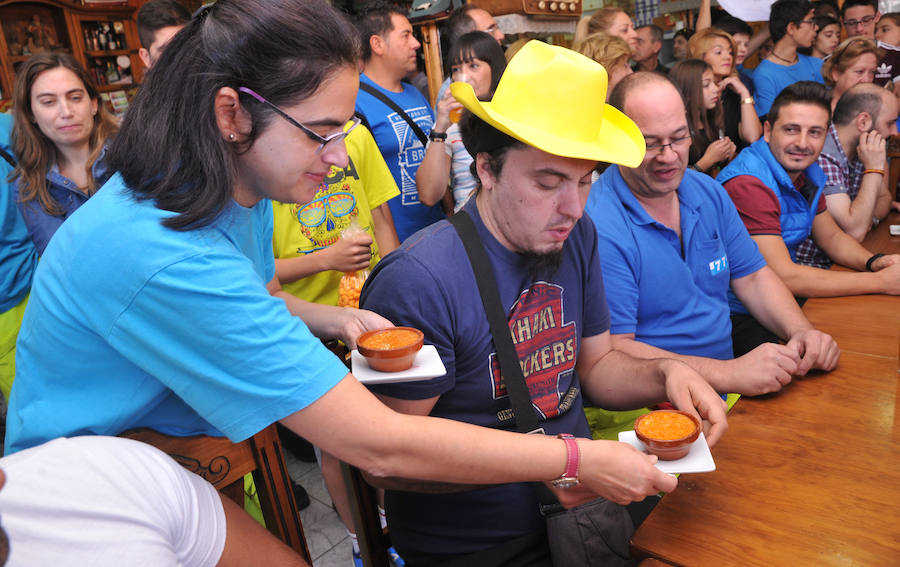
[447,31,507,97]
[108,0,360,230]
[673,28,694,42]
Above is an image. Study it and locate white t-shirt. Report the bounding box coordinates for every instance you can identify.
[0,436,227,566]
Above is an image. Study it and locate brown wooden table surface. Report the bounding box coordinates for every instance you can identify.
[631,353,900,566]
[631,215,900,566]
[803,211,900,360]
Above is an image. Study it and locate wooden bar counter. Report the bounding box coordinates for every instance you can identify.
[802,211,900,360]
[630,213,900,566]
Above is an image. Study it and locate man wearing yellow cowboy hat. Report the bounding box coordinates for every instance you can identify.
[359,41,728,565]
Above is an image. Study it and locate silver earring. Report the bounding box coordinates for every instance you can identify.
[228,133,236,141]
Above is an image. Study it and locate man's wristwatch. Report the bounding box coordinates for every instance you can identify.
[551,433,580,488]
[428,130,447,142]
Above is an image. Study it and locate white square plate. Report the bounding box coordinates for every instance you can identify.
[351,344,446,385]
[618,430,716,474]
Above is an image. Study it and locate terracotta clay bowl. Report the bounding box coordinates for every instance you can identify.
[634,409,701,461]
[356,327,424,373]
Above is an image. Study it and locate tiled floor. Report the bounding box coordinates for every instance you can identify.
[284,451,355,567]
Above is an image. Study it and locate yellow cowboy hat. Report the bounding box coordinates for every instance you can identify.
[450,40,645,167]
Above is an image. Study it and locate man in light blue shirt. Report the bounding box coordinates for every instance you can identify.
[586,72,839,400]
[753,0,824,118]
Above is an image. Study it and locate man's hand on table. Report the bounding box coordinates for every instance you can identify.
[729,342,801,395]
[874,261,900,295]
[871,253,900,271]
[786,329,840,375]
[662,359,729,447]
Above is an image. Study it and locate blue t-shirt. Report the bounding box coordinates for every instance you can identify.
[356,73,444,242]
[753,55,824,118]
[360,200,609,557]
[6,174,348,454]
[586,167,767,361]
[0,113,36,311]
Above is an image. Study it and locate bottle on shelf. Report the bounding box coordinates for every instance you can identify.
[105,60,120,83]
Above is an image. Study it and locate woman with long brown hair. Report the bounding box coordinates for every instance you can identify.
[11,52,117,254]
[670,59,736,175]
[689,28,761,152]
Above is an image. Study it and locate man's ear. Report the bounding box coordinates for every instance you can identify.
[213,86,252,143]
[857,111,873,132]
[475,153,496,191]
[763,119,773,143]
[370,34,386,57]
[138,47,151,69]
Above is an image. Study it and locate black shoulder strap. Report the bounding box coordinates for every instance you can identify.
[359,82,429,147]
[0,147,16,168]
[449,211,559,509]
[354,110,372,134]
[449,211,542,434]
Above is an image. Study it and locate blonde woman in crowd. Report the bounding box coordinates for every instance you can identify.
[822,37,882,110]
[573,31,634,102]
[580,7,638,52]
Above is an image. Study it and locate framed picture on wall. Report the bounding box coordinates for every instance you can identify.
[0,5,67,58]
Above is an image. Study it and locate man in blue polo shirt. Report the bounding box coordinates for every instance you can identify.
[354,3,444,242]
[586,73,839,409]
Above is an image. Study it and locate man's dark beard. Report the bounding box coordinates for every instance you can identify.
[522,249,564,282]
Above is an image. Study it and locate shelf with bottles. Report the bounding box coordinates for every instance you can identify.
[79,19,128,53]
[86,54,134,88]
[85,49,130,57]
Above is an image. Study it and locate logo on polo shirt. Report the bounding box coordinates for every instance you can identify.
[876,62,893,79]
[709,254,729,276]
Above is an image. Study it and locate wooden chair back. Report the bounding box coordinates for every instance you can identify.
[120,424,311,563]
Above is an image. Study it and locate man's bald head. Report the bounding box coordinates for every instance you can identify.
[832,82,892,126]
[611,72,693,199]
[608,71,684,115]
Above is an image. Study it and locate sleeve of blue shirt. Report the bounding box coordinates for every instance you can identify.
[710,177,767,279]
[106,250,349,442]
